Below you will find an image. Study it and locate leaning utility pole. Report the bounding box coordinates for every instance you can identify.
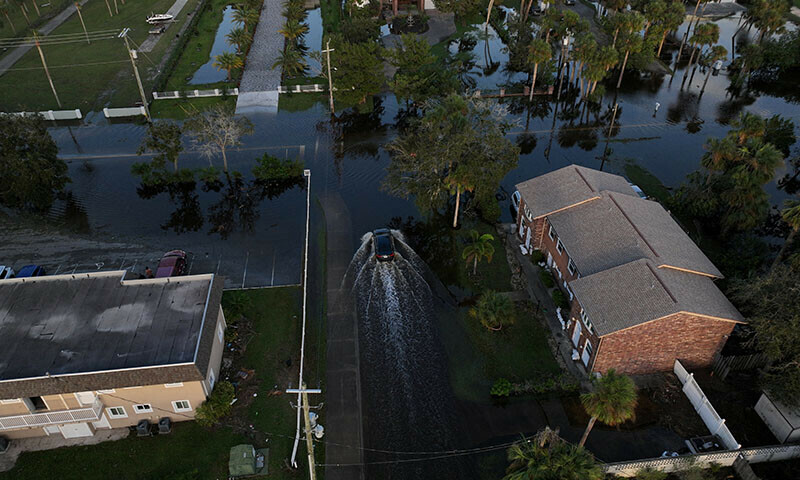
[33,32,61,108]
[119,28,151,122]
[321,40,335,114]
[75,3,89,44]
[286,384,322,480]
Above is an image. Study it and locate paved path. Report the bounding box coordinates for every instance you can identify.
[139,0,190,53]
[321,192,365,480]
[235,0,283,114]
[0,0,90,78]
[0,428,129,472]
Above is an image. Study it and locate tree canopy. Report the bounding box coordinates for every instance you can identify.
[0,114,68,212]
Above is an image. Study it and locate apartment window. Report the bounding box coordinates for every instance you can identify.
[97,389,115,394]
[524,204,533,221]
[567,258,577,275]
[556,239,564,254]
[0,398,21,404]
[25,396,48,411]
[584,340,594,358]
[107,407,127,419]
[209,369,216,390]
[548,224,556,240]
[581,309,594,334]
[133,404,153,414]
[217,323,224,343]
[172,400,191,413]
[164,383,184,388]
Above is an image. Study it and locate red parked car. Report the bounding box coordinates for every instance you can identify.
[155,250,187,278]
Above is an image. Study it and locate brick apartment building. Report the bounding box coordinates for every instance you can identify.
[0,271,225,439]
[515,165,743,375]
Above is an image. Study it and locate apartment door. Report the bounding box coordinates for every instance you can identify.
[524,227,532,251]
[59,422,93,438]
[582,341,593,367]
[547,252,553,268]
[571,321,582,347]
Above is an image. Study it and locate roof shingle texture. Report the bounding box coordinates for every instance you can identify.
[515,164,638,219]
[570,259,744,336]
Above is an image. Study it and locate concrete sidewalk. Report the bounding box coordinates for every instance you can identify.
[321,192,364,480]
[236,0,283,114]
[0,0,90,78]
[139,0,190,53]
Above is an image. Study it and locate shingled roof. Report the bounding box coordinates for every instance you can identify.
[548,191,723,278]
[515,165,638,219]
[569,259,744,336]
[0,271,224,399]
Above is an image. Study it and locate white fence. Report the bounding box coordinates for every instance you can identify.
[4,109,82,120]
[103,106,147,118]
[0,399,103,431]
[278,84,326,94]
[674,359,741,450]
[604,444,800,477]
[152,88,239,100]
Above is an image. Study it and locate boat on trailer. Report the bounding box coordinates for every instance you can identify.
[146,13,173,24]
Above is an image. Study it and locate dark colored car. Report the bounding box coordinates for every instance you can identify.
[155,250,187,278]
[16,265,46,278]
[372,229,396,262]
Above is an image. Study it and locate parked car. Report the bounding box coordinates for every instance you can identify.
[511,190,521,219]
[16,265,45,278]
[564,0,576,5]
[0,266,14,279]
[372,229,396,262]
[628,182,647,199]
[155,250,187,278]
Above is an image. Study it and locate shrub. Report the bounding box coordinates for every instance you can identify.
[252,153,304,183]
[222,290,252,322]
[635,467,667,480]
[470,290,515,331]
[195,381,235,427]
[530,250,545,264]
[509,373,579,396]
[491,378,512,397]
[539,269,555,288]
[552,289,569,309]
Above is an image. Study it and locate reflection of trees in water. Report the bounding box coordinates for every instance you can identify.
[516,133,537,154]
[55,191,90,234]
[137,180,203,234]
[666,89,699,125]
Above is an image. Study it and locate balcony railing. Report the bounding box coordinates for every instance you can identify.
[0,399,103,431]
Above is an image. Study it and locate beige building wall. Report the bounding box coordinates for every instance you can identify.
[202,306,227,395]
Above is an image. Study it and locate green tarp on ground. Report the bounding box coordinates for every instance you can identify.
[229,444,269,477]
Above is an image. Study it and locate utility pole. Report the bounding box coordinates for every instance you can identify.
[33,31,61,108]
[75,3,89,44]
[286,384,323,480]
[322,40,335,114]
[120,28,151,122]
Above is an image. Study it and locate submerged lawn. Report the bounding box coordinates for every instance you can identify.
[0,287,316,480]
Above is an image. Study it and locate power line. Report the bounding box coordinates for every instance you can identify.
[1,59,130,72]
[0,32,120,47]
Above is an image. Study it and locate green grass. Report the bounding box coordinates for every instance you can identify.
[441,301,561,403]
[623,162,671,205]
[457,221,513,293]
[0,287,318,480]
[163,0,237,91]
[0,0,64,41]
[0,0,201,111]
[150,95,236,119]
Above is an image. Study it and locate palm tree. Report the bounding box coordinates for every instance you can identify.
[462,230,495,275]
[772,199,800,272]
[271,45,308,79]
[0,4,15,34]
[504,428,603,480]
[226,27,251,54]
[232,5,258,33]
[616,31,644,89]
[699,45,728,95]
[527,39,552,101]
[213,52,243,82]
[656,1,686,57]
[470,290,515,331]
[682,22,720,86]
[445,175,474,228]
[747,0,789,43]
[579,369,637,447]
[278,19,308,43]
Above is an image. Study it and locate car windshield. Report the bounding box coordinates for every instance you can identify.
[375,235,392,255]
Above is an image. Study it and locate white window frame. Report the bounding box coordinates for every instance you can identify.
[584,340,594,357]
[0,398,21,404]
[96,389,115,394]
[209,369,216,390]
[548,224,556,240]
[107,406,127,419]
[524,204,533,221]
[164,383,184,388]
[567,258,576,275]
[172,400,192,413]
[133,404,153,414]
[217,323,224,343]
[581,309,594,334]
[556,239,564,254]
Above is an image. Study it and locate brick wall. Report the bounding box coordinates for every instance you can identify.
[565,296,601,370]
[539,218,581,287]
[592,313,736,375]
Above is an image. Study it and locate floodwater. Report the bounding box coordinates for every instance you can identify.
[189,6,237,85]
[4,10,799,476]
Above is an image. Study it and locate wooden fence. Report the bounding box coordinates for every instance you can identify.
[712,351,769,380]
[604,444,800,477]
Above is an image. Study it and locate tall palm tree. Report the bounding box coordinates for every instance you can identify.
[682,22,720,86]
[278,18,308,43]
[504,429,604,480]
[213,52,243,82]
[699,45,728,95]
[579,369,637,447]
[445,174,474,228]
[271,45,307,79]
[462,230,495,275]
[527,39,552,101]
[773,199,800,272]
[232,4,258,33]
[226,27,251,54]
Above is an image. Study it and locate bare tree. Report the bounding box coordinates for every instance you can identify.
[187,105,254,173]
